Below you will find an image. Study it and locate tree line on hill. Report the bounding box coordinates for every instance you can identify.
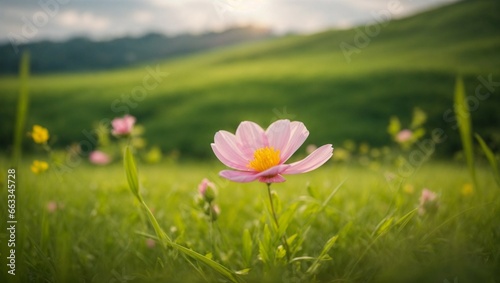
[0,26,274,74]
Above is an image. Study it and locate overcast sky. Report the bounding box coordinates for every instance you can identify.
[1,0,458,44]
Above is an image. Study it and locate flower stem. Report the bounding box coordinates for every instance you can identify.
[209,203,215,256]
[266,183,291,262]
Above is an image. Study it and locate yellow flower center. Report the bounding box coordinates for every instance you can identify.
[247,147,281,172]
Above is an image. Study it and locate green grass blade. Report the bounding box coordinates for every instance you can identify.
[123,146,240,282]
[168,241,240,283]
[394,209,417,233]
[307,235,337,274]
[124,146,141,201]
[454,76,476,186]
[135,231,240,283]
[372,217,394,237]
[320,179,346,211]
[12,51,30,167]
[475,133,500,187]
[242,229,253,267]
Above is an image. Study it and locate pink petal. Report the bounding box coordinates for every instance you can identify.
[265,120,291,158]
[219,164,290,183]
[219,170,259,183]
[255,164,290,178]
[89,151,111,165]
[214,131,252,166]
[124,115,136,129]
[211,143,250,171]
[111,115,136,135]
[259,174,286,183]
[284,144,333,174]
[111,118,123,133]
[280,121,309,162]
[236,121,268,156]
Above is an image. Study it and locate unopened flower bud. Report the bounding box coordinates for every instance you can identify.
[206,204,221,222]
[198,178,217,203]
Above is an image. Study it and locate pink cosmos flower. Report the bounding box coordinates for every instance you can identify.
[111,115,136,136]
[211,119,333,183]
[89,150,111,165]
[396,129,413,143]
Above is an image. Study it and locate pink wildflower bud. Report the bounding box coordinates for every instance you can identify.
[111,115,136,137]
[198,178,217,203]
[89,150,111,165]
[396,129,413,143]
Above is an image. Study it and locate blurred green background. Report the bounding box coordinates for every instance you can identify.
[1,0,499,159]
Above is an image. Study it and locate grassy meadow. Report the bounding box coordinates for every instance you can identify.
[0,159,499,282]
[1,0,500,282]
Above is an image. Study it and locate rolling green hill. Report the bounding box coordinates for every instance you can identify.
[1,0,499,158]
[0,27,273,74]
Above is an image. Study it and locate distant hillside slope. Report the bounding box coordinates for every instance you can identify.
[0,26,273,74]
[0,0,499,158]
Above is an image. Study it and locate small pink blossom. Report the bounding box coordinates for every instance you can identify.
[46,201,58,213]
[198,178,217,203]
[198,178,215,195]
[111,115,136,136]
[396,129,413,143]
[419,188,439,215]
[146,238,156,248]
[211,119,333,183]
[89,150,111,165]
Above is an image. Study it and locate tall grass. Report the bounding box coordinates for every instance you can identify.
[11,52,30,168]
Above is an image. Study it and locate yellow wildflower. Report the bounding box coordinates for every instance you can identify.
[461,183,474,197]
[403,183,414,194]
[31,160,49,174]
[31,125,49,144]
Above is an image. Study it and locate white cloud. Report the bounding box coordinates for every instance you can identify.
[0,0,460,43]
[132,11,153,24]
[57,10,110,31]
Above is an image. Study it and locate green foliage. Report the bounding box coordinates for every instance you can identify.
[7,161,499,282]
[475,134,500,187]
[124,146,141,201]
[410,107,427,129]
[454,76,477,186]
[11,51,30,167]
[387,117,401,137]
[242,229,253,267]
[0,27,273,74]
[307,235,337,274]
[123,146,240,283]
